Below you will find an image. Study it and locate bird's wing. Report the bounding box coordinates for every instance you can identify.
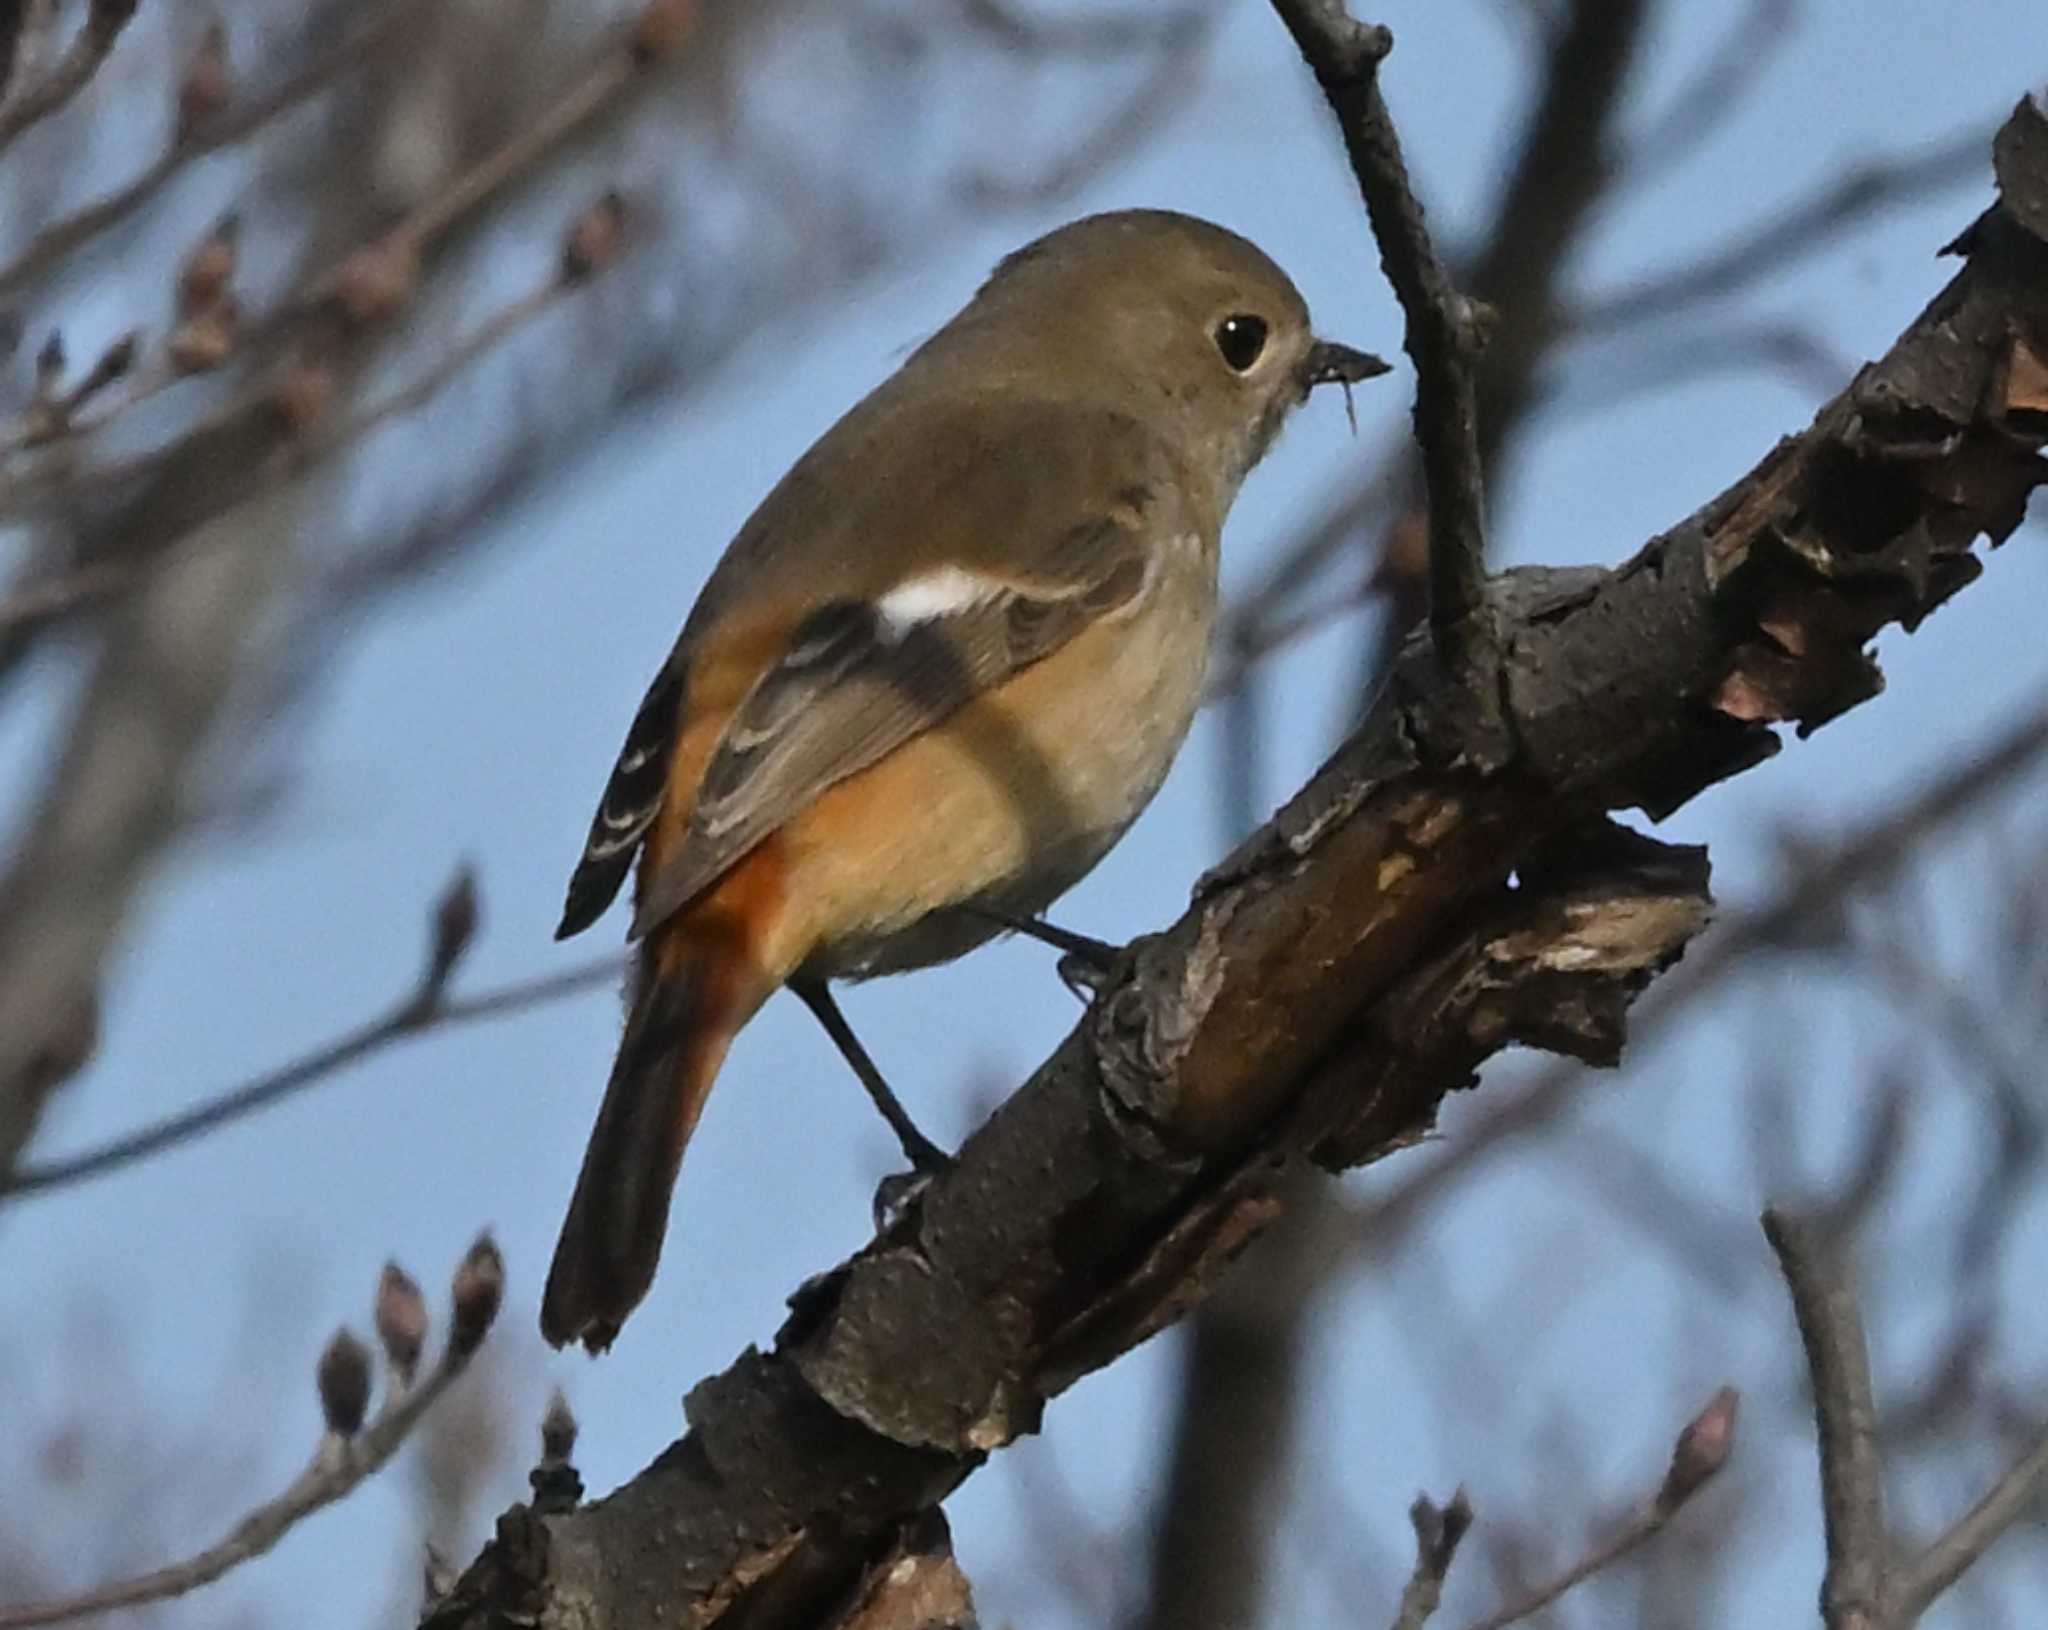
[628,507,1156,939]
[556,649,687,939]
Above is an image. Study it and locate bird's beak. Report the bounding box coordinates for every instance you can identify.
[1303,338,1392,389]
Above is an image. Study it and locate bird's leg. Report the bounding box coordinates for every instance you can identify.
[791,978,951,1194]
[967,905,1121,998]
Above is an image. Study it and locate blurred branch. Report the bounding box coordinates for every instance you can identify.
[1573,121,1997,335]
[0,1236,505,1629]
[957,6,1209,206]
[1553,319,1852,413]
[1621,0,1795,184]
[0,5,699,1185]
[0,0,417,303]
[0,0,137,154]
[953,0,1203,55]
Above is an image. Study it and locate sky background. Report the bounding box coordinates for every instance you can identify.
[5,2,2048,1626]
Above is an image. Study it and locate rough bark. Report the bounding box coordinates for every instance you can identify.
[423,97,2048,1630]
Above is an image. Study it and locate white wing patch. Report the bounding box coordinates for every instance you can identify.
[874,565,1007,641]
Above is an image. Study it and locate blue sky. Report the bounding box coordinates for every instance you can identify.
[5,3,2047,1626]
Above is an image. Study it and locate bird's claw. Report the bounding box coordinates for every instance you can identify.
[872,1163,944,1232]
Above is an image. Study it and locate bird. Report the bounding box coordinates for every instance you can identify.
[541,209,1386,1352]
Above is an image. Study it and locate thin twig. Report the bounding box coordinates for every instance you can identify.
[1892,1422,2048,1621]
[1763,1206,1891,1630]
[1461,1388,1739,1630]
[0,0,139,154]
[0,1235,504,1628]
[1390,1491,1473,1630]
[1267,0,1492,673]
[0,951,621,1200]
[276,34,644,335]
[314,284,568,453]
[0,0,420,302]
[0,28,657,528]
[0,204,623,616]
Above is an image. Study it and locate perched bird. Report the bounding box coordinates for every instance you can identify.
[542,209,1386,1351]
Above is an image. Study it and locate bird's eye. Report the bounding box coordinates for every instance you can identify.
[1213,313,1269,372]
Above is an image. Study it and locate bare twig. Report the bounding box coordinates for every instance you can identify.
[315,285,569,451]
[0,0,419,302]
[1391,1491,1474,1630]
[1892,1421,2048,1620]
[1460,1388,1739,1630]
[0,198,630,623]
[1763,1207,1890,1630]
[0,0,139,153]
[0,1236,505,1628]
[0,871,623,1202]
[1267,0,1492,672]
[279,25,660,337]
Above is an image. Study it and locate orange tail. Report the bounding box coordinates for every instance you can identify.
[541,942,751,1353]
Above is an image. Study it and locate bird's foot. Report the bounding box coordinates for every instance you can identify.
[872,1156,948,1233]
[971,906,1122,1001]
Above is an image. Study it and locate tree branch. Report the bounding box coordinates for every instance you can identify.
[1460,1387,1738,1630]
[1268,0,1493,673]
[1892,1418,2048,1621]
[0,859,623,1202]
[0,0,414,302]
[0,0,138,154]
[1391,1491,1473,1630]
[0,1236,504,1628]
[1763,1208,1889,1630]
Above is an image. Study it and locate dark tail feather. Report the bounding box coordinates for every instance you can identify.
[541,960,728,1353]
